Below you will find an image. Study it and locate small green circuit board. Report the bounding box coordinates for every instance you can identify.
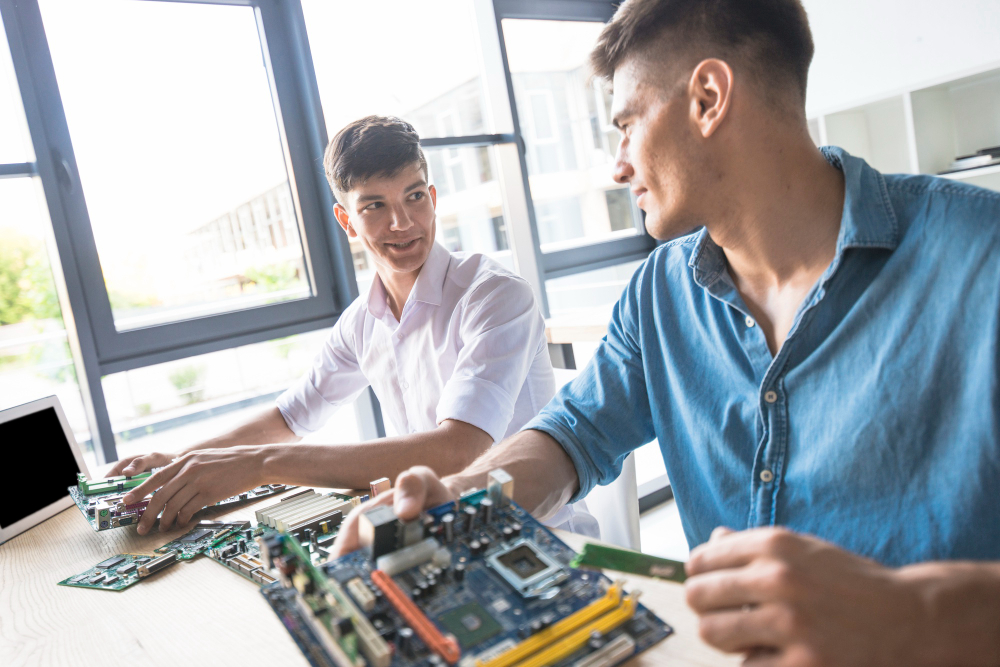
[155,521,251,560]
[58,552,177,591]
[69,472,154,531]
[571,543,688,583]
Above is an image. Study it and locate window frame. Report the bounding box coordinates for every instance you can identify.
[1,0,372,461]
[492,0,657,292]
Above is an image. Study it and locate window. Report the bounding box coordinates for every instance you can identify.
[301,0,491,141]
[5,0,657,470]
[502,18,643,252]
[545,259,644,317]
[102,329,360,460]
[0,178,93,462]
[0,13,32,164]
[38,0,312,330]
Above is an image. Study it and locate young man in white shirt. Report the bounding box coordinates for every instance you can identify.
[111,116,594,537]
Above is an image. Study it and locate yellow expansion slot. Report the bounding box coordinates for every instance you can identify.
[512,594,639,667]
[477,583,624,667]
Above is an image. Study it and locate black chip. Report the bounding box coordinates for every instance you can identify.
[324,565,360,584]
[179,528,214,543]
[96,555,127,570]
[118,563,137,575]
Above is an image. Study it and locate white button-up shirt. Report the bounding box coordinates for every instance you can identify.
[277,243,554,443]
[276,243,598,537]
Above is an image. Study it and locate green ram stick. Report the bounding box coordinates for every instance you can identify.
[570,542,687,583]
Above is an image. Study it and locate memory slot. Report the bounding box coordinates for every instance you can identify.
[271,495,342,530]
[271,496,349,531]
[570,634,636,667]
[255,491,320,525]
[279,499,352,533]
[477,583,624,667]
[258,493,326,528]
[371,569,460,665]
[511,595,638,667]
[286,509,344,537]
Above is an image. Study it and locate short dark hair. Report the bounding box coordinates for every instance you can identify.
[323,115,428,204]
[590,0,814,105]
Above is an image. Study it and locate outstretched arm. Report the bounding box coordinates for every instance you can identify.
[123,418,493,534]
[330,428,580,557]
[108,406,300,476]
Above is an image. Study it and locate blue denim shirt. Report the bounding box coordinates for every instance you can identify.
[526,147,1000,567]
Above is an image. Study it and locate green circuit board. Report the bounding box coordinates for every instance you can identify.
[154,520,252,560]
[571,543,688,583]
[69,472,294,532]
[58,552,179,591]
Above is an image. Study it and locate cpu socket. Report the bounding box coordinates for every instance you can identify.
[486,538,567,597]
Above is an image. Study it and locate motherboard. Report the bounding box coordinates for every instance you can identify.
[259,469,672,667]
[68,472,293,531]
[155,520,255,560]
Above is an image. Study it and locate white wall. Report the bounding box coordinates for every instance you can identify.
[803,0,1000,116]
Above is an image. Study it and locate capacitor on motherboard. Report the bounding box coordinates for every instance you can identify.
[463,505,477,532]
[479,497,494,524]
[479,536,492,551]
[454,563,466,583]
[502,526,514,541]
[509,522,522,538]
[469,539,483,556]
[397,627,415,657]
[441,513,455,542]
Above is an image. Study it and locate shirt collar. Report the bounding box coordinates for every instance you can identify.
[688,146,899,288]
[365,241,451,319]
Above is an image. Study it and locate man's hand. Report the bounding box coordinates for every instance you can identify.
[107,451,175,476]
[684,526,934,667]
[121,446,267,535]
[329,466,457,558]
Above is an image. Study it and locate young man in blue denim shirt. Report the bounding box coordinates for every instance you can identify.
[334,0,1000,663]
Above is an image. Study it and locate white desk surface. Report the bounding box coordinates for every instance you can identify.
[0,488,738,667]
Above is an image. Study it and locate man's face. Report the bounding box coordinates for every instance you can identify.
[335,162,437,279]
[610,60,703,241]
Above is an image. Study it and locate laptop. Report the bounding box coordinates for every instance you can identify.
[0,395,92,544]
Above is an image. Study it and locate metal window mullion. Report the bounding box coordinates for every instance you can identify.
[0,162,36,177]
[280,0,385,440]
[472,0,549,316]
[1,0,117,462]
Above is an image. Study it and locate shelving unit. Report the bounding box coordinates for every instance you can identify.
[809,62,1000,193]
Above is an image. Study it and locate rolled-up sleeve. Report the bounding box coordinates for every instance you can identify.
[522,269,655,502]
[436,275,546,443]
[276,304,370,436]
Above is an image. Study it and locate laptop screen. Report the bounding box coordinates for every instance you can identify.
[0,407,83,527]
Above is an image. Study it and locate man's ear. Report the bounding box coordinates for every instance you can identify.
[429,183,437,209]
[333,202,357,237]
[687,58,734,139]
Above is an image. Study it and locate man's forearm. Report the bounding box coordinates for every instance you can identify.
[900,560,1000,666]
[258,420,491,489]
[183,406,300,455]
[442,429,580,521]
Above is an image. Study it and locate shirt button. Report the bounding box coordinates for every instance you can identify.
[745,316,755,328]
[760,469,774,483]
[396,333,403,341]
[764,390,778,403]
[400,381,408,390]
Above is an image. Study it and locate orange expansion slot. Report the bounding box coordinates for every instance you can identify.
[370,569,461,665]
